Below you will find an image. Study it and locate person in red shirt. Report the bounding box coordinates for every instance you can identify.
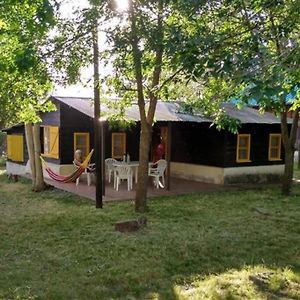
[156,136,165,160]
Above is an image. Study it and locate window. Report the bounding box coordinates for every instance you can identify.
[7,134,24,162]
[74,132,90,159]
[42,126,59,158]
[112,132,126,159]
[236,134,251,162]
[269,134,282,161]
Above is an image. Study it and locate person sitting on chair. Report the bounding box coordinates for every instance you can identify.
[74,149,95,173]
[73,149,83,167]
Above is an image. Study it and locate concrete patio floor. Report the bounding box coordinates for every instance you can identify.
[45,176,236,202]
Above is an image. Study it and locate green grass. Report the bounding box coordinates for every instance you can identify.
[294,163,300,180]
[1,171,300,299]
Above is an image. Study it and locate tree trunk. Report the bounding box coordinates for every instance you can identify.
[280,108,299,196]
[25,123,36,189]
[33,123,46,191]
[92,16,103,208]
[298,140,300,169]
[135,123,152,212]
[129,0,164,212]
[282,143,294,195]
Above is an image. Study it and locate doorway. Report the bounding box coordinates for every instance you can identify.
[151,126,168,162]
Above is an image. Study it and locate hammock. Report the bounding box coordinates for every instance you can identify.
[40,149,94,183]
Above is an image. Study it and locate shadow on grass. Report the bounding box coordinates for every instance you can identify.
[0,170,92,208]
[1,172,300,299]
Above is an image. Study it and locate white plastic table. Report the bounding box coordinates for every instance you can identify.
[113,161,140,183]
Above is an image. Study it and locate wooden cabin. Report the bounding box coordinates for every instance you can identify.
[3,96,287,184]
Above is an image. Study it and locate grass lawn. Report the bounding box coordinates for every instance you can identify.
[294,164,300,180]
[1,168,300,299]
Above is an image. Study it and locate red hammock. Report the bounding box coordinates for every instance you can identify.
[40,150,94,183]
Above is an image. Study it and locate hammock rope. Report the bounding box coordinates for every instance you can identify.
[40,149,94,183]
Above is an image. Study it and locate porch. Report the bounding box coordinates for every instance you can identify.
[44,176,232,202]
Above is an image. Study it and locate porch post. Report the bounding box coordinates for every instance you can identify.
[93,17,103,208]
[166,122,172,190]
[101,122,106,196]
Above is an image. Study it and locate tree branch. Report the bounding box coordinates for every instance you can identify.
[41,27,92,59]
[158,67,184,92]
[147,0,164,124]
[128,0,147,125]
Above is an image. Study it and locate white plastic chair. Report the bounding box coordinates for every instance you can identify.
[148,159,167,189]
[73,162,94,186]
[114,165,133,191]
[105,158,117,183]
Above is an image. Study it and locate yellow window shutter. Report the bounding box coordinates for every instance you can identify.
[13,135,24,162]
[7,135,24,162]
[7,135,12,159]
[49,127,59,158]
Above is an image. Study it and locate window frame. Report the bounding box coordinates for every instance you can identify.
[236,134,251,163]
[41,125,59,159]
[7,134,24,162]
[74,132,90,159]
[111,132,126,159]
[268,133,282,161]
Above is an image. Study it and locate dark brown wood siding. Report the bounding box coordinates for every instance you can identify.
[50,102,141,165]
[104,123,140,161]
[40,103,60,127]
[9,100,286,170]
[171,122,226,167]
[59,103,94,164]
[40,102,61,164]
[224,124,284,167]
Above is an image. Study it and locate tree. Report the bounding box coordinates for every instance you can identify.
[49,1,239,212]
[127,0,164,212]
[172,0,300,196]
[227,0,299,196]
[50,0,299,206]
[0,0,56,190]
[104,0,212,212]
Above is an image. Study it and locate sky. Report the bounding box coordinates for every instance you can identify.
[53,0,128,98]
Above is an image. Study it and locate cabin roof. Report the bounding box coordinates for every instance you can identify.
[52,95,285,124]
[1,123,23,132]
[52,96,211,123]
[221,103,285,124]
